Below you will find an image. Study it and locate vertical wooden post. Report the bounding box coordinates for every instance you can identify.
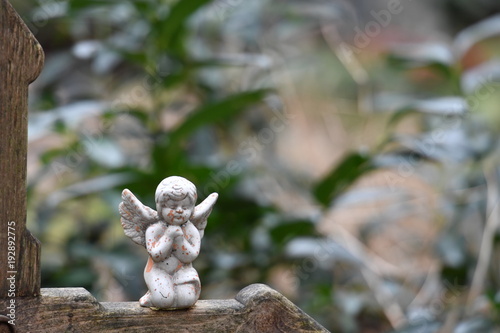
[0,0,44,297]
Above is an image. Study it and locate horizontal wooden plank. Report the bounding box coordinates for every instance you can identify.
[0,284,329,332]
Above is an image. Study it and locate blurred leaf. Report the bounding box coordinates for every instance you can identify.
[40,148,69,165]
[270,220,318,247]
[28,101,108,140]
[53,119,68,134]
[35,52,75,88]
[373,150,436,169]
[389,42,454,67]
[72,40,102,60]
[47,266,97,288]
[102,109,150,126]
[405,96,467,115]
[85,137,126,168]
[92,48,122,74]
[159,67,192,89]
[154,0,212,57]
[169,89,270,145]
[284,237,359,265]
[437,233,467,267]
[207,195,271,239]
[45,173,134,208]
[313,152,373,207]
[389,131,475,163]
[486,290,500,313]
[390,320,441,333]
[441,264,468,287]
[334,186,406,207]
[388,97,468,128]
[68,0,120,11]
[129,0,151,14]
[210,252,249,270]
[373,92,414,113]
[455,318,494,333]
[461,60,500,94]
[454,14,500,60]
[117,50,149,66]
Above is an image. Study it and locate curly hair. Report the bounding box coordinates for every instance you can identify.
[155,176,197,204]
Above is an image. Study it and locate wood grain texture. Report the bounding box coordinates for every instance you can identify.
[0,284,330,332]
[0,0,44,297]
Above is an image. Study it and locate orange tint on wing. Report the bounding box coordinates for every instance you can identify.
[146,256,154,273]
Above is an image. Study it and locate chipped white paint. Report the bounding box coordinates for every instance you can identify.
[119,176,218,309]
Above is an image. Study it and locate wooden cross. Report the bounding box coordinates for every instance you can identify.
[0,1,329,332]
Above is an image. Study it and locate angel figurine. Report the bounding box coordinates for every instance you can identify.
[119,176,218,309]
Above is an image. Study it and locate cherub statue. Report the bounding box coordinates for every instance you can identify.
[119,176,218,309]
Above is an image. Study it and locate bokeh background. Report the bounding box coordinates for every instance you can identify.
[11,0,500,331]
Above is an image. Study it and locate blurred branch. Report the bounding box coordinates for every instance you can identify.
[467,168,500,310]
[45,173,134,208]
[320,24,372,114]
[360,267,407,329]
[320,24,369,85]
[328,221,407,328]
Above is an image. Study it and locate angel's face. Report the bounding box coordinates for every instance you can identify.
[160,197,194,225]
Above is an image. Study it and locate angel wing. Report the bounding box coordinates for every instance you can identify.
[119,189,160,247]
[191,192,218,239]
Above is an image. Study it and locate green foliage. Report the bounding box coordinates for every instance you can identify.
[18,0,500,331]
[363,13,500,332]
[314,152,374,207]
[169,89,270,145]
[24,0,278,298]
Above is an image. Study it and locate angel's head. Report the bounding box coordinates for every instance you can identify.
[155,176,198,225]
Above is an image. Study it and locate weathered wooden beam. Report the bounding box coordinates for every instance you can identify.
[0,0,44,298]
[0,284,329,332]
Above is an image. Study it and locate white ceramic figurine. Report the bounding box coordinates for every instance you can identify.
[119,176,218,309]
